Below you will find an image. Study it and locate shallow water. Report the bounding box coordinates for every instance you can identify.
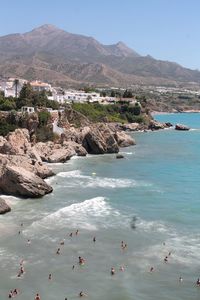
[0,113,200,299]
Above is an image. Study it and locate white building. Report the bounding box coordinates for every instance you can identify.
[21,106,35,114]
[2,78,27,97]
[30,80,52,92]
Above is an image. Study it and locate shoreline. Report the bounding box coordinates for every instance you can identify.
[151,110,200,115]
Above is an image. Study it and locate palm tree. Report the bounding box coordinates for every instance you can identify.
[13,79,20,98]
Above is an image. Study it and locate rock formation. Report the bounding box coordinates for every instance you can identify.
[175,124,190,131]
[0,165,53,198]
[0,197,11,214]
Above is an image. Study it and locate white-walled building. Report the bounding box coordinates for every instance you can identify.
[2,78,27,97]
[30,80,52,92]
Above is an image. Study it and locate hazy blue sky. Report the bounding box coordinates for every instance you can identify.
[1,0,200,70]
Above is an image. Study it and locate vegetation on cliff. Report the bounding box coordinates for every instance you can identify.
[71,102,148,125]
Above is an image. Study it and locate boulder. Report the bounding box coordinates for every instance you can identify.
[2,129,31,155]
[0,197,11,214]
[0,154,54,179]
[120,123,140,131]
[116,154,124,159]
[82,124,119,154]
[114,131,136,147]
[47,148,75,163]
[149,120,166,130]
[0,165,53,198]
[175,124,190,131]
[62,141,87,156]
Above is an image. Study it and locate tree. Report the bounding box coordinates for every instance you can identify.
[13,79,20,98]
[110,90,116,97]
[123,89,133,98]
[133,102,141,115]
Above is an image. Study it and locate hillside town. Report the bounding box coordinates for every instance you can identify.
[0,76,136,106]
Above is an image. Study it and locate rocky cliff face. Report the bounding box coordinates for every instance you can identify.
[0,122,135,202]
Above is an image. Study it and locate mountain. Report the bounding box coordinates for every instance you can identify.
[0,24,199,87]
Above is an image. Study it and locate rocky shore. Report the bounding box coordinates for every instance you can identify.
[0,112,172,212]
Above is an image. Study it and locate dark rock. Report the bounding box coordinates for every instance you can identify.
[0,197,11,214]
[175,124,190,131]
[116,154,124,159]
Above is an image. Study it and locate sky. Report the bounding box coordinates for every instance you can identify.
[1,0,200,70]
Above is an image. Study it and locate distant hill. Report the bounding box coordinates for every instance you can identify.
[0,24,200,87]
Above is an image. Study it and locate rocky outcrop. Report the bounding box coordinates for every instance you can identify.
[0,197,11,214]
[0,154,54,179]
[149,120,166,130]
[120,123,141,131]
[175,124,190,131]
[0,165,53,198]
[47,148,75,163]
[82,124,119,154]
[114,131,136,147]
[34,140,86,162]
[1,129,31,155]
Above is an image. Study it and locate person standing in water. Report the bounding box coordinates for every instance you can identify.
[35,293,41,300]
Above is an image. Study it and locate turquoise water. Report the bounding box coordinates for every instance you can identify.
[0,113,200,299]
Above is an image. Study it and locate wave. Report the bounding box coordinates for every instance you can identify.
[56,170,151,189]
[23,197,122,237]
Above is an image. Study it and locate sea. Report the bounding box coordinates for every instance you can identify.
[0,113,200,300]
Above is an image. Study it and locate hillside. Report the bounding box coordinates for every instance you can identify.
[0,24,200,87]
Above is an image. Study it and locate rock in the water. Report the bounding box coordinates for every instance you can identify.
[149,120,166,130]
[175,124,190,131]
[0,197,11,214]
[116,154,124,159]
[0,165,53,198]
[82,124,119,154]
[115,131,136,147]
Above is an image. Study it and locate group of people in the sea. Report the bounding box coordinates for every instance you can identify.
[6,222,200,299]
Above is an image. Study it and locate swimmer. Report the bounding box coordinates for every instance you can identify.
[48,273,52,280]
[76,230,79,235]
[20,223,23,227]
[93,237,96,243]
[18,231,21,235]
[119,266,125,272]
[20,266,25,274]
[122,243,127,250]
[8,290,13,298]
[72,265,75,270]
[196,278,200,286]
[27,239,31,245]
[150,267,154,273]
[79,256,85,265]
[60,241,65,245]
[79,291,87,297]
[164,256,168,263]
[168,251,172,256]
[121,241,124,248]
[56,248,61,255]
[35,293,41,300]
[179,276,183,282]
[111,267,115,275]
[69,232,73,237]
[13,289,19,296]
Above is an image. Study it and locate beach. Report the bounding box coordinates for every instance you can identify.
[0,113,200,300]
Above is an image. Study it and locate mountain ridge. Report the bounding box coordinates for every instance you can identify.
[0,24,199,87]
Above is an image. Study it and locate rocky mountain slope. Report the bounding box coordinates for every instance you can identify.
[0,24,200,87]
